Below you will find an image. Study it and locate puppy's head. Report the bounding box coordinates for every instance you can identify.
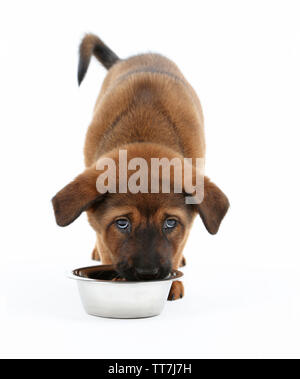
[52,147,229,280]
[87,192,195,280]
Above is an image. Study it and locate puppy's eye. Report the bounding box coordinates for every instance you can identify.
[115,219,130,230]
[164,219,177,230]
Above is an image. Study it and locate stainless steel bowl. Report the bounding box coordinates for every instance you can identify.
[69,265,183,319]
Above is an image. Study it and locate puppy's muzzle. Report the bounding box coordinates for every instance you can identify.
[135,267,159,280]
[116,261,171,281]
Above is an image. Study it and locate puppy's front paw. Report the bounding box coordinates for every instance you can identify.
[168,281,184,301]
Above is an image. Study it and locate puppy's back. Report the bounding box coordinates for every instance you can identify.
[79,35,205,165]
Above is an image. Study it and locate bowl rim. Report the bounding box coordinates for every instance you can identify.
[69,264,183,284]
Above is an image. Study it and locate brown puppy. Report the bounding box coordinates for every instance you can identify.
[52,34,229,300]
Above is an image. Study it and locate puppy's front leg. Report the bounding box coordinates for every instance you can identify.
[168,281,184,301]
[180,256,186,267]
[91,245,101,261]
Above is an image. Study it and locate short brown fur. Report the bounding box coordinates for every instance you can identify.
[52,34,229,300]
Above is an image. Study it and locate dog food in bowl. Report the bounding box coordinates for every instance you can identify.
[69,265,183,319]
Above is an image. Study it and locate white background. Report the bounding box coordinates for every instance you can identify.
[0,0,300,359]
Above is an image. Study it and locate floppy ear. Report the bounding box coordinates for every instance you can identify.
[197,177,229,235]
[52,167,103,227]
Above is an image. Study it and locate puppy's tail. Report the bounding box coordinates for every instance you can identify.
[78,34,120,85]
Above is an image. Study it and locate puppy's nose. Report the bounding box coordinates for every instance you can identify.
[135,267,159,280]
